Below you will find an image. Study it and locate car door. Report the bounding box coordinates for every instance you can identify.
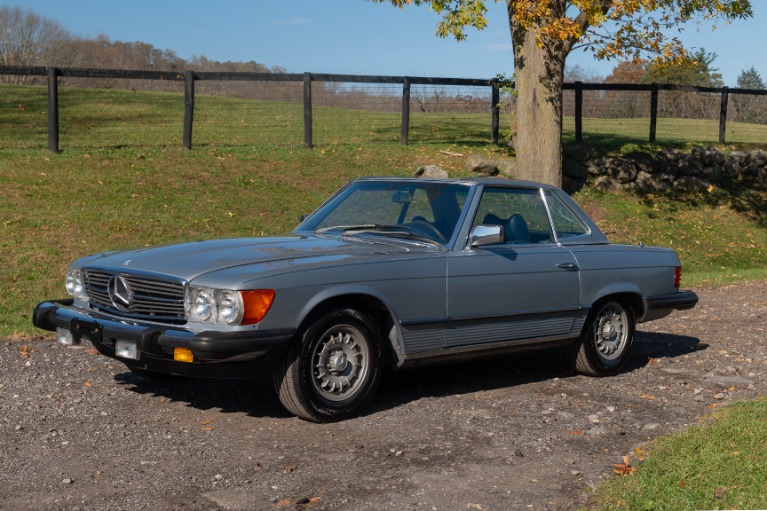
[445,186,581,348]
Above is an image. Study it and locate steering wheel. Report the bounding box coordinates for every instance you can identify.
[408,219,447,242]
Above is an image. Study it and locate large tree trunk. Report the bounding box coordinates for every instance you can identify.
[508,6,567,188]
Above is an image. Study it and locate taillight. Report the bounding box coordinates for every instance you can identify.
[674,266,682,289]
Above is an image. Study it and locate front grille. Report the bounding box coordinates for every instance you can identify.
[82,269,186,322]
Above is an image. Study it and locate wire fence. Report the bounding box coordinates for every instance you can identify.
[2,66,767,153]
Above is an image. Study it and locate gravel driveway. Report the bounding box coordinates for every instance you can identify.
[2,281,766,511]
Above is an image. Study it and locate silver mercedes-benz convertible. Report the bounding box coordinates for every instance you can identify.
[34,177,697,422]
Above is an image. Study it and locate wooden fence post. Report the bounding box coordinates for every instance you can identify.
[491,78,499,144]
[47,68,59,153]
[183,70,195,150]
[719,86,729,143]
[303,72,313,148]
[574,81,583,144]
[401,77,411,145]
[649,83,659,142]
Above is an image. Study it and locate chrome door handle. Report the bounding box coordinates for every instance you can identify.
[557,262,579,270]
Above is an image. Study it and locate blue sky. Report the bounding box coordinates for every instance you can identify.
[8,0,765,85]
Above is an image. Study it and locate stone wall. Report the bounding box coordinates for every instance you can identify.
[564,146,767,193]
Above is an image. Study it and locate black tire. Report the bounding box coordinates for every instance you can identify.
[568,299,635,377]
[273,308,382,422]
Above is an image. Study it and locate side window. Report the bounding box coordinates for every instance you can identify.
[544,190,589,240]
[473,188,553,244]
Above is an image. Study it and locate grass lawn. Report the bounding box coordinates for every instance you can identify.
[588,399,767,511]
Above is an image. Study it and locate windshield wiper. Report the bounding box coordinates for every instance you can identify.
[315,224,404,234]
[315,224,444,246]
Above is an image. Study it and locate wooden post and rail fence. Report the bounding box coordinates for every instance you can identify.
[2,66,767,153]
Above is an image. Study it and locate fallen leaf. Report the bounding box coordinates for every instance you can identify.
[202,420,213,425]
[275,498,293,508]
[84,382,92,387]
[566,430,585,436]
[86,348,99,356]
[612,456,637,476]
[640,394,656,400]
[715,487,727,499]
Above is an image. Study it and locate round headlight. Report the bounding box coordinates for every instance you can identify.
[191,288,215,322]
[65,271,77,295]
[218,291,243,325]
[65,269,86,301]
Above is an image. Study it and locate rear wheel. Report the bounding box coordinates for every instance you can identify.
[273,308,382,422]
[569,299,635,377]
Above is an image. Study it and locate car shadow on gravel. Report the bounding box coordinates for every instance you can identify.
[625,331,707,373]
[370,330,706,416]
[113,371,293,419]
[110,331,705,420]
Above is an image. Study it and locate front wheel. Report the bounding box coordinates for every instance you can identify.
[568,299,635,377]
[273,308,382,422]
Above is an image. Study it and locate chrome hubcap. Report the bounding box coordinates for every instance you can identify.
[311,326,369,402]
[594,305,627,362]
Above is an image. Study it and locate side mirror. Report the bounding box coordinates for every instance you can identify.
[469,225,503,247]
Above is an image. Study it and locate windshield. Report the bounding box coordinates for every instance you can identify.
[296,180,470,245]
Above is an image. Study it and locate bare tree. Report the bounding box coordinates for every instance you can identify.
[0,6,74,83]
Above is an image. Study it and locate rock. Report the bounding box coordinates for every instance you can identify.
[750,149,767,167]
[674,176,710,192]
[606,157,638,184]
[466,154,499,176]
[562,175,585,194]
[743,162,762,178]
[563,145,598,162]
[728,151,749,164]
[635,171,664,192]
[703,165,723,181]
[563,158,588,180]
[412,165,448,179]
[593,176,622,193]
[722,160,742,178]
[625,152,657,174]
[496,159,516,178]
[680,153,704,176]
[587,158,605,176]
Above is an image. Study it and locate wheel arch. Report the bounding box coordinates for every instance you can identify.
[586,285,645,327]
[295,287,404,368]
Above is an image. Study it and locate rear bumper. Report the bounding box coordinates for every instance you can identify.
[33,299,295,378]
[641,290,699,322]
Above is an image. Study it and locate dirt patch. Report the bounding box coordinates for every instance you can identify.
[1,281,765,510]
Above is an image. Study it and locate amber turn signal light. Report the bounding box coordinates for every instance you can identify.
[241,289,276,325]
[174,347,194,363]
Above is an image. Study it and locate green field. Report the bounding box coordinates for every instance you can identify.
[588,399,767,510]
[2,84,767,509]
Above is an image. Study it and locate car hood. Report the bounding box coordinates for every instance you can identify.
[74,234,439,282]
